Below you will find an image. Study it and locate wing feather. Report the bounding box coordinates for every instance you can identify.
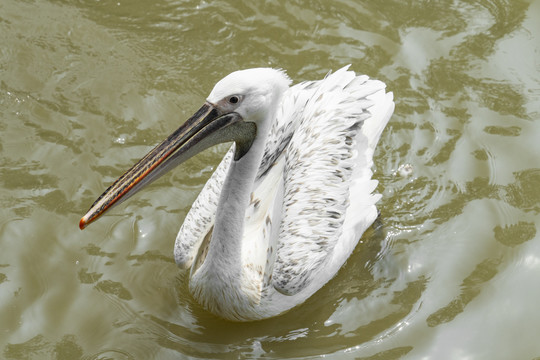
[174,146,235,268]
[272,66,391,295]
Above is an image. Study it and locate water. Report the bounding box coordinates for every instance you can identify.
[1,0,539,358]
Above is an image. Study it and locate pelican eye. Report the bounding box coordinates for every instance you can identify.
[228,95,240,104]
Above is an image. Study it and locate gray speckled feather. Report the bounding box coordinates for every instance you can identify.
[269,67,385,295]
[174,146,234,269]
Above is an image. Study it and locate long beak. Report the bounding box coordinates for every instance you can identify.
[79,102,256,230]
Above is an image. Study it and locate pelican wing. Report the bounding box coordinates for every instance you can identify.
[174,146,235,269]
[271,67,389,295]
[256,80,318,180]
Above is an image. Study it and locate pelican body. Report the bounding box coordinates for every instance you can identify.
[80,66,394,321]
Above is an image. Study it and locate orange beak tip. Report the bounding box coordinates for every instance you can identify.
[79,217,87,230]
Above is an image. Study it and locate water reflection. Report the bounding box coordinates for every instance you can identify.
[0,0,539,358]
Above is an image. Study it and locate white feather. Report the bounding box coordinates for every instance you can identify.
[175,66,394,321]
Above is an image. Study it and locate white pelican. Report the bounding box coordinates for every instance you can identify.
[80,66,394,321]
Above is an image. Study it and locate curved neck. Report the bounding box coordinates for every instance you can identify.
[204,130,267,276]
[198,83,288,300]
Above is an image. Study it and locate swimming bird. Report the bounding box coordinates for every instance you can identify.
[79,66,394,321]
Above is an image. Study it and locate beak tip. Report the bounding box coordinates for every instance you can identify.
[79,217,88,230]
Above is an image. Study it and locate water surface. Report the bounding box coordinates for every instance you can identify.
[1,0,539,358]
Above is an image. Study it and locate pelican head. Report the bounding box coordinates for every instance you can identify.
[208,68,291,125]
[80,68,291,229]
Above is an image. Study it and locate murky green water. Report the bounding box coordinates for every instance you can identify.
[1,0,539,358]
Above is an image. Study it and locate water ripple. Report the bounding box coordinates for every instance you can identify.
[1,0,539,358]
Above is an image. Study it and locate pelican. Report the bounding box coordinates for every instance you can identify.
[80,66,394,321]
